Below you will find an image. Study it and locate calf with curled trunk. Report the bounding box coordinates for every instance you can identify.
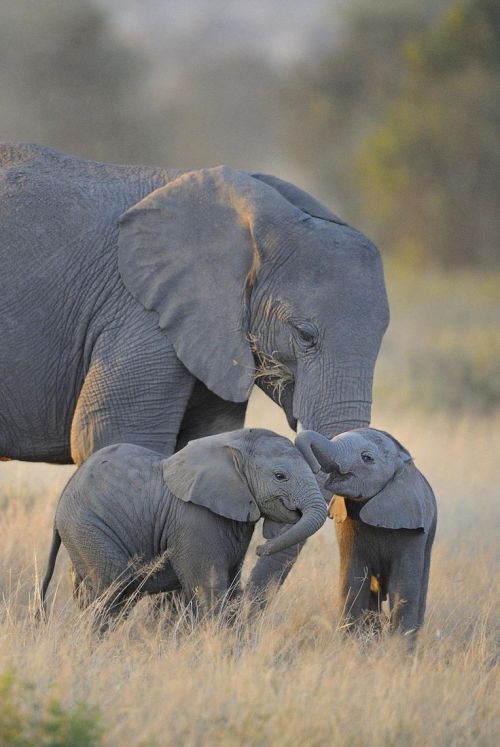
[40,429,326,623]
[296,428,437,639]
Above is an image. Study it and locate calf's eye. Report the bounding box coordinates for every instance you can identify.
[361,453,375,464]
[274,471,288,481]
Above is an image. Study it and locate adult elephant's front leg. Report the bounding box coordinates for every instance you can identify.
[71,315,195,463]
[174,380,247,451]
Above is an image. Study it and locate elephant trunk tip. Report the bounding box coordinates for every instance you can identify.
[255,543,271,558]
[295,430,334,474]
[256,499,328,557]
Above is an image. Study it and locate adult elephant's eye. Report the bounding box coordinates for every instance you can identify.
[274,471,289,481]
[295,323,318,348]
[361,453,375,464]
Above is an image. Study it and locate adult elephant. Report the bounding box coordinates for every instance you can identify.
[0,143,389,592]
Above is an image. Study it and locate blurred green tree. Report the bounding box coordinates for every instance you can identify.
[0,0,164,164]
[0,669,103,746]
[359,0,500,266]
[287,0,500,267]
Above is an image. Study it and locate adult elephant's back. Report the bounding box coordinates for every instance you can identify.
[0,144,178,462]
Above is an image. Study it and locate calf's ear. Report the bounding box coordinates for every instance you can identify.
[162,431,260,523]
[360,462,427,530]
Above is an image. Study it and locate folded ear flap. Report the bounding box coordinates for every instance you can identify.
[118,167,296,403]
[251,173,346,225]
[162,432,260,523]
[360,462,426,531]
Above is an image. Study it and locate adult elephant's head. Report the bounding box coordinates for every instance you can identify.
[118,167,389,438]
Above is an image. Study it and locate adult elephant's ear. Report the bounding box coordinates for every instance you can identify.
[162,431,260,523]
[118,167,289,402]
[251,173,346,225]
[360,462,431,531]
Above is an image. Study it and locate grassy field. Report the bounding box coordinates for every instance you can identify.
[1,267,499,746]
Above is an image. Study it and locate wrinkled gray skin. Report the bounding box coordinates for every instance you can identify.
[40,429,327,621]
[0,144,388,594]
[296,429,437,638]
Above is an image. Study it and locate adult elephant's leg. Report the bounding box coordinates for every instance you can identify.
[71,311,195,464]
[174,380,247,451]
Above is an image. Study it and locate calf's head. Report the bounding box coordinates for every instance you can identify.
[163,429,327,556]
[296,428,427,530]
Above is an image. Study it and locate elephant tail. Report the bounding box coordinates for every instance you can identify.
[38,525,61,619]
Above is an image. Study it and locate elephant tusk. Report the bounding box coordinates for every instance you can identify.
[297,421,304,433]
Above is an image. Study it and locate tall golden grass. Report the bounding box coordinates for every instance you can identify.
[1,399,499,745]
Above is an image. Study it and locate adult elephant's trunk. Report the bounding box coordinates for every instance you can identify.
[257,489,327,557]
[293,364,373,441]
[316,409,371,440]
[295,430,339,474]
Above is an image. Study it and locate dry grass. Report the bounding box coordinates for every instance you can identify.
[1,400,499,746]
[248,333,294,406]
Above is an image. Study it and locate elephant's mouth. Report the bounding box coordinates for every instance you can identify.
[282,507,302,523]
[276,383,296,431]
[252,349,296,417]
[267,499,301,524]
[324,469,353,492]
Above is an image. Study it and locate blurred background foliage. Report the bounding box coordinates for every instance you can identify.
[288,0,500,268]
[0,0,497,413]
[0,0,164,163]
[0,669,103,746]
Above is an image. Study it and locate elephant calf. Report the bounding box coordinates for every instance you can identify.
[40,429,326,622]
[296,428,437,638]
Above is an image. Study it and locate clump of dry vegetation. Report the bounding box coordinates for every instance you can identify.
[1,406,499,746]
[248,332,294,406]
